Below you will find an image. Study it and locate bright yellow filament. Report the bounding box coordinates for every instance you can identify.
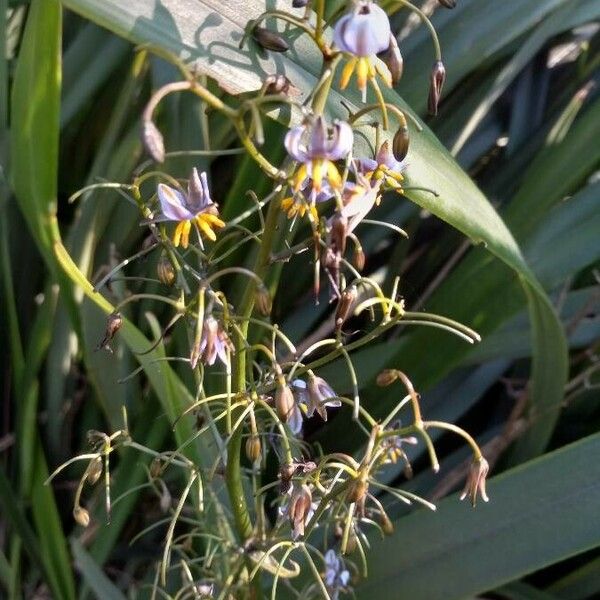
[171,213,225,248]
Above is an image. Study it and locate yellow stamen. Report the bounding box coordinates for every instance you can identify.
[312,159,324,192]
[325,160,342,189]
[172,221,185,247]
[293,163,308,191]
[375,60,393,88]
[195,215,217,241]
[340,57,358,90]
[180,220,192,248]
[202,213,226,229]
[357,57,369,91]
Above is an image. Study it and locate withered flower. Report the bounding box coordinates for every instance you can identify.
[73,506,90,528]
[335,285,358,330]
[288,484,313,539]
[460,456,490,507]
[428,60,446,116]
[96,312,123,352]
[190,315,233,368]
[380,33,403,85]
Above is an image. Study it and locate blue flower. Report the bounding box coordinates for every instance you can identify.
[324,550,350,599]
[356,140,406,189]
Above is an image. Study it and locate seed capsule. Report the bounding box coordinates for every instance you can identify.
[252,26,289,53]
[353,245,365,271]
[347,477,368,503]
[73,506,90,528]
[275,381,295,423]
[380,511,394,535]
[141,120,165,163]
[255,285,272,316]
[376,369,399,387]
[335,285,357,330]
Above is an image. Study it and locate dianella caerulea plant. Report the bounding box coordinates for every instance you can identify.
[49,1,489,598]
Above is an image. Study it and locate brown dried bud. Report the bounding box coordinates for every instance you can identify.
[428,60,446,116]
[438,0,457,8]
[252,26,289,53]
[353,245,365,271]
[292,0,309,7]
[335,286,358,330]
[376,369,400,387]
[255,285,272,316]
[275,381,295,423]
[245,434,262,464]
[330,213,348,256]
[380,511,394,535]
[73,506,90,528]
[157,255,176,286]
[347,477,368,504]
[96,312,123,352]
[289,484,312,539]
[344,529,358,554]
[86,456,103,485]
[141,120,165,163]
[392,125,409,162]
[279,462,296,482]
[265,74,292,95]
[381,34,403,85]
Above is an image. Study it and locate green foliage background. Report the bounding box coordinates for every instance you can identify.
[0,0,599,598]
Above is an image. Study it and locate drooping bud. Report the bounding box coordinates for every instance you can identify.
[376,369,399,387]
[428,60,446,116]
[380,510,394,535]
[438,0,457,8]
[380,34,403,85]
[245,434,262,464]
[392,125,409,162]
[353,244,365,271]
[73,506,90,527]
[335,285,358,330]
[252,26,289,53]
[141,120,165,163]
[292,0,309,7]
[460,456,490,507]
[96,312,123,352]
[255,284,272,316]
[86,456,103,485]
[150,457,164,479]
[275,380,296,423]
[330,213,348,256]
[289,484,313,539]
[157,255,176,286]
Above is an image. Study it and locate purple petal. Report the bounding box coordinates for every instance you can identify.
[327,120,353,160]
[157,184,194,221]
[333,14,353,53]
[310,116,329,157]
[284,125,308,162]
[334,2,391,56]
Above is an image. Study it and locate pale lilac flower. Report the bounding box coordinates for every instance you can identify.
[156,168,224,248]
[333,2,391,57]
[356,140,407,188]
[334,2,393,99]
[291,377,341,425]
[337,175,383,234]
[284,117,353,197]
[193,315,232,367]
[278,484,316,539]
[460,457,490,506]
[324,550,350,599]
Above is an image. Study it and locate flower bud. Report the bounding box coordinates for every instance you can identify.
[460,456,490,507]
[428,60,446,116]
[330,212,348,255]
[292,0,309,7]
[245,434,262,464]
[73,506,90,528]
[255,285,272,316]
[438,0,457,8]
[252,26,289,53]
[289,484,312,539]
[344,529,358,554]
[96,312,123,352]
[141,120,165,163]
[380,34,403,85]
[392,125,409,162]
[86,456,103,485]
[376,369,399,387]
[380,511,394,535]
[157,255,176,286]
[335,285,357,330]
[353,244,365,271]
[275,381,295,423]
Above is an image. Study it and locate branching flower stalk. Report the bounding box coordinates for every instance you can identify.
[51,2,489,598]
